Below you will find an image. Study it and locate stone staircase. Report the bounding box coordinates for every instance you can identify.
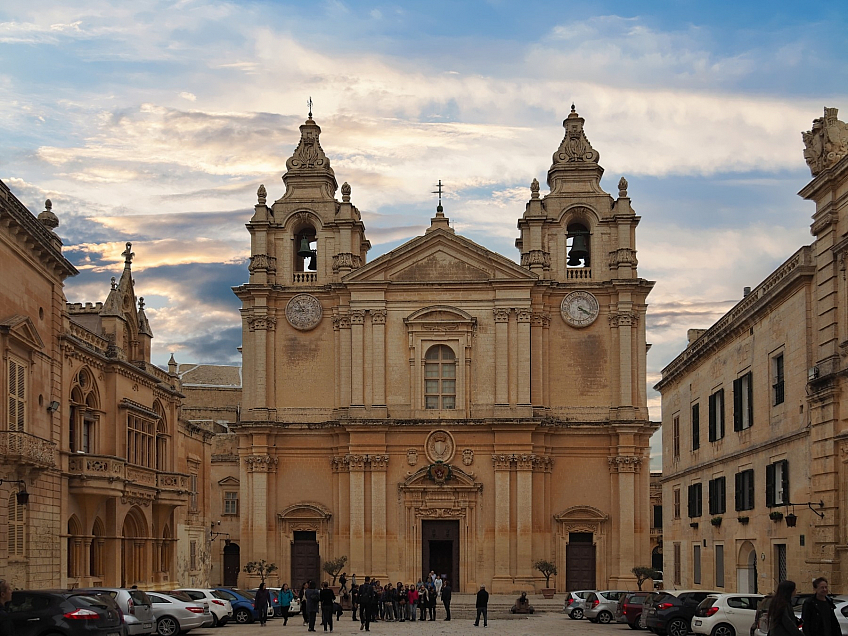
[430,594,565,620]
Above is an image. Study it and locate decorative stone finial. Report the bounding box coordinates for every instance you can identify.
[530,178,540,199]
[38,198,59,230]
[803,107,848,176]
[341,182,351,202]
[122,242,134,267]
[618,177,628,197]
[138,297,145,310]
[552,107,600,165]
[286,117,332,172]
[168,353,177,375]
[257,184,267,205]
[307,96,313,119]
[110,277,117,290]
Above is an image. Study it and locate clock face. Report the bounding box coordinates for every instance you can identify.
[285,294,323,330]
[561,291,600,327]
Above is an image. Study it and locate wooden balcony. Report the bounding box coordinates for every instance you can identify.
[0,431,56,469]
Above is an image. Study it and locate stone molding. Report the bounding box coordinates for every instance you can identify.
[492,308,511,323]
[249,254,277,272]
[244,454,279,472]
[332,252,362,272]
[608,311,637,327]
[330,454,390,472]
[491,453,553,472]
[607,455,644,473]
[247,316,277,331]
[516,308,532,323]
[349,310,365,325]
[531,312,551,327]
[371,309,387,325]
[608,248,638,267]
[520,249,550,267]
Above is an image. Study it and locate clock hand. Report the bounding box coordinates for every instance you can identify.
[577,306,591,315]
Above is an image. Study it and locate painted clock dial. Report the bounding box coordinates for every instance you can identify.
[560,290,600,328]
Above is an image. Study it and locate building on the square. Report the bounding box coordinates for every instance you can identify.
[1,179,213,589]
[227,107,657,593]
[655,108,848,592]
[650,472,663,575]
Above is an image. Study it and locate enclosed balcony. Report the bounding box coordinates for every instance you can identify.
[0,430,56,469]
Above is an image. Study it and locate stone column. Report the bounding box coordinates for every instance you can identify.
[371,310,387,408]
[492,454,512,591]
[350,311,365,408]
[247,314,274,414]
[611,308,634,408]
[493,309,510,406]
[609,455,639,587]
[516,455,534,584]
[369,455,389,578]
[339,316,352,408]
[517,309,531,406]
[333,317,341,409]
[530,313,545,406]
[244,453,278,567]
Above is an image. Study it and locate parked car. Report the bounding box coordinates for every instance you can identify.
[146,592,209,635]
[616,590,651,629]
[77,588,156,635]
[213,587,260,624]
[693,593,763,636]
[645,589,721,636]
[5,589,126,636]
[248,587,280,618]
[563,590,594,619]
[173,588,233,627]
[585,590,628,624]
[654,570,664,589]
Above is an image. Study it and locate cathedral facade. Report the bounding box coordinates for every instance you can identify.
[231,108,656,592]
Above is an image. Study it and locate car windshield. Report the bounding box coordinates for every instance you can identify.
[71,594,111,608]
[162,591,193,602]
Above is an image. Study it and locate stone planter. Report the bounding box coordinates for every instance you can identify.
[541,588,555,599]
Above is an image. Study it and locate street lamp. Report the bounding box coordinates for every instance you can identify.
[0,479,29,506]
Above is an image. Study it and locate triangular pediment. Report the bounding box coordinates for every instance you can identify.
[0,315,44,350]
[217,476,240,486]
[345,228,537,284]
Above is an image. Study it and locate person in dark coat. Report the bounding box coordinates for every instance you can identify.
[358,576,375,632]
[350,584,359,621]
[474,584,489,627]
[0,579,13,636]
[305,580,320,632]
[769,580,802,636]
[426,582,437,620]
[801,577,839,636]
[253,582,271,627]
[441,580,452,621]
[319,581,336,632]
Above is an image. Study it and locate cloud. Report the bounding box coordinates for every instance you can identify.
[179,92,197,102]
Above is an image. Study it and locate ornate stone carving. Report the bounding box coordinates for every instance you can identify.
[349,310,365,325]
[552,105,600,165]
[245,454,279,472]
[516,308,532,323]
[331,454,389,471]
[425,429,455,464]
[531,312,551,327]
[520,250,550,267]
[608,455,643,472]
[257,184,267,205]
[38,199,59,230]
[341,181,351,202]
[492,454,512,470]
[491,453,553,471]
[121,489,155,507]
[462,449,473,466]
[370,454,389,470]
[285,294,323,331]
[803,107,848,176]
[332,252,362,272]
[287,118,331,171]
[492,308,511,323]
[530,178,540,199]
[609,248,637,268]
[249,254,277,272]
[608,312,637,327]
[426,461,453,484]
[371,309,387,325]
[618,177,628,197]
[407,449,419,466]
[247,316,277,331]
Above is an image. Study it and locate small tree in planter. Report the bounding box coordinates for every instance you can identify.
[533,559,557,598]
[244,559,278,585]
[323,556,348,586]
[631,566,661,591]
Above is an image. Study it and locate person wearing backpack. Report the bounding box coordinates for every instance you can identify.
[358,576,374,632]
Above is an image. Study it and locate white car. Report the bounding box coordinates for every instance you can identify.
[693,593,763,636]
[174,588,234,627]
[147,592,209,635]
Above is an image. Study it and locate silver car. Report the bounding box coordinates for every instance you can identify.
[584,590,628,624]
[77,587,156,635]
[563,589,594,620]
[147,592,209,635]
[175,588,234,627]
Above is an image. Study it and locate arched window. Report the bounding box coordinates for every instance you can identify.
[91,517,105,578]
[69,367,99,454]
[68,516,83,578]
[566,222,591,268]
[424,345,456,410]
[154,401,169,472]
[8,492,25,557]
[294,227,317,272]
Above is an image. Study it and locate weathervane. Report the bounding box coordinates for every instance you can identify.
[307,96,313,119]
[432,180,444,207]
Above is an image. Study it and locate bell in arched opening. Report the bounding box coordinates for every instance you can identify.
[566,223,590,267]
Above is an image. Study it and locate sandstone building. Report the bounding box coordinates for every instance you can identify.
[228,108,657,592]
[655,108,848,592]
[0,180,212,589]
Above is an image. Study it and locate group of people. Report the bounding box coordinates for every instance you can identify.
[767,577,840,636]
[252,570,491,631]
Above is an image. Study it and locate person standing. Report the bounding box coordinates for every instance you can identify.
[254,583,271,627]
[351,583,359,622]
[279,583,294,626]
[300,582,309,625]
[0,579,13,636]
[417,585,427,622]
[434,575,443,600]
[407,584,418,622]
[801,577,839,636]
[358,576,374,632]
[427,582,437,620]
[441,580,452,621]
[768,580,802,635]
[474,584,489,628]
[339,572,348,594]
[305,580,320,632]
[319,581,336,632]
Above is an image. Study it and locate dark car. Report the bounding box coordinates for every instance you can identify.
[616,590,651,629]
[213,587,259,624]
[6,589,126,636]
[645,589,721,636]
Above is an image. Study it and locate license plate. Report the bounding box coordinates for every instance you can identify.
[694,620,702,626]
[143,623,153,629]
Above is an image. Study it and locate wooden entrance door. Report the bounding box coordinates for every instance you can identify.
[566,532,596,591]
[291,531,320,591]
[421,520,460,592]
[223,543,240,587]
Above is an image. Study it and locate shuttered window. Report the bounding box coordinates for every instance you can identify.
[733,372,753,431]
[8,492,25,556]
[766,460,789,507]
[691,403,700,451]
[688,483,703,518]
[708,389,725,441]
[7,356,26,434]
[735,469,755,511]
[709,476,727,515]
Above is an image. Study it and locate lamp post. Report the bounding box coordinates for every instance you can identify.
[0,479,29,505]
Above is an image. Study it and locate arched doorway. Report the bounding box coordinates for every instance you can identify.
[67,515,84,580]
[91,517,105,582]
[223,542,240,587]
[121,506,148,587]
[736,541,758,593]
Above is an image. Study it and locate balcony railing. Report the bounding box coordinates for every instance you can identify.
[566,267,592,280]
[126,465,157,487]
[68,454,126,479]
[157,472,190,491]
[293,272,318,284]
[0,431,56,468]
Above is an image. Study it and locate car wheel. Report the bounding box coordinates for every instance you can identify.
[157,616,179,636]
[667,618,689,636]
[598,611,613,624]
[211,613,219,628]
[711,624,735,636]
[235,608,253,624]
[629,615,643,629]
[570,608,583,620]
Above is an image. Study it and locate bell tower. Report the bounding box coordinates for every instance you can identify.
[516,107,639,284]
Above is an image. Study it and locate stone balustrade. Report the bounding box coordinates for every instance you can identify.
[0,431,56,468]
[566,267,591,279]
[125,465,157,487]
[293,272,318,284]
[157,472,190,491]
[68,454,126,479]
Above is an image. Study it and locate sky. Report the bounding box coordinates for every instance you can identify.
[2,0,846,469]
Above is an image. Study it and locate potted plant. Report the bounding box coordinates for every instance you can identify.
[737,515,749,524]
[769,511,784,522]
[243,559,278,585]
[322,556,348,593]
[710,516,723,527]
[533,559,557,598]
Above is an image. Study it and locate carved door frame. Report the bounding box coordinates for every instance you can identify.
[554,505,608,593]
[277,502,332,587]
